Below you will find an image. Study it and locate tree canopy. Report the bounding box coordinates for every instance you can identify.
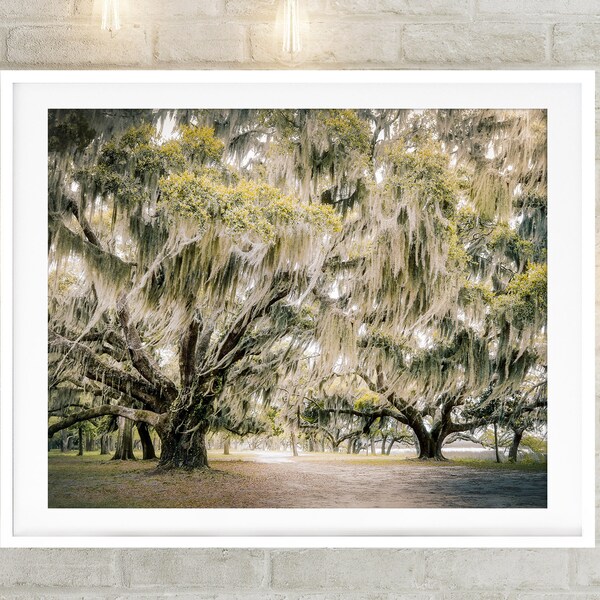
[48,108,547,467]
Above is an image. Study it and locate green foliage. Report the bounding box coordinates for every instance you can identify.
[319,110,372,156]
[48,110,96,154]
[266,407,285,437]
[119,123,156,149]
[48,271,81,297]
[460,280,494,307]
[470,166,510,222]
[447,222,470,271]
[493,263,547,325]
[89,124,221,186]
[159,172,341,242]
[520,434,547,454]
[456,206,480,234]
[387,140,458,216]
[179,125,225,162]
[505,263,547,305]
[489,223,534,266]
[363,331,408,367]
[353,390,382,412]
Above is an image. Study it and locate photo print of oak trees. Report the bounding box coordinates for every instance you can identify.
[48,109,547,508]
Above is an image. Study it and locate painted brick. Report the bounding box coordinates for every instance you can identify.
[128,0,225,18]
[554,24,600,63]
[330,0,470,16]
[292,595,434,600]
[422,550,570,591]
[0,549,116,587]
[0,27,7,62]
[0,595,432,600]
[249,22,303,63]
[479,0,600,18]
[121,549,265,588]
[572,548,600,586]
[519,595,600,600]
[156,23,247,63]
[1,595,116,600]
[225,0,278,17]
[270,549,421,591]
[596,111,600,158]
[250,21,400,64]
[443,594,508,600]
[74,0,225,20]
[112,596,286,600]
[597,449,600,544]
[0,0,73,19]
[7,25,150,66]
[225,0,327,17]
[404,23,547,64]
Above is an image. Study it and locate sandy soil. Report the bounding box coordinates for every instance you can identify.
[48,450,546,509]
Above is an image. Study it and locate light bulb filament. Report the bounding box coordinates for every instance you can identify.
[282,0,301,54]
[101,0,121,32]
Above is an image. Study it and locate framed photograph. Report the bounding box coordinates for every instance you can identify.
[0,70,594,547]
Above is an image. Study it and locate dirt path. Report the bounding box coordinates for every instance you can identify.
[48,452,547,509]
[213,456,546,508]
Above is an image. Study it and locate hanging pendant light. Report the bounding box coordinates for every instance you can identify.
[101,0,121,32]
[282,0,301,55]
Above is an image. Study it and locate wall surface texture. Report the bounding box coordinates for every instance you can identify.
[1,0,599,598]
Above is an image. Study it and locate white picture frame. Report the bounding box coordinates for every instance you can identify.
[0,70,595,548]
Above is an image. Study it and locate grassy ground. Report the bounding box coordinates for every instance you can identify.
[48,449,546,509]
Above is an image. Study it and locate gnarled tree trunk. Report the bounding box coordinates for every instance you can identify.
[508,427,525,462]
[290,432,298,457]
[100,433,110,455]
[157,404,210,470]
[493,422,501,463]
[381,434,388,455]
[61,430,69,453]
[136,422,156,460]
[113,417,136,460]
[159,425,208,469]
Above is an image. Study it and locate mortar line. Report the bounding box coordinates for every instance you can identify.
[546,22,555,64]
[263,548,272,590]
[469,0,477,21]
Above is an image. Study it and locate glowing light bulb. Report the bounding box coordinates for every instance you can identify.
[101,0,121,32]
[282,0,301,55]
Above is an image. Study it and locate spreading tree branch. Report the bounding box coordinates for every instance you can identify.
[49,331,166,412]
[66,197,103,247]
[214,280,291,368]
[179,312,201,389]
[48,404,163,437]
[117,294,178,402]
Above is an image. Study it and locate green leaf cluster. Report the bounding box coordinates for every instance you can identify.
[353,390,382,412]
[319,110,372,156]
[493,263,547,325]
[159,172,341,242]
[387,141,458,216]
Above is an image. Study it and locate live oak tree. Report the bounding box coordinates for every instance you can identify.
[48,112,340,469]
[270,110,547,460]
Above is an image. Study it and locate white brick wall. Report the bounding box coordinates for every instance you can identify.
[402,23,547,65]
[0,0,599,597]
